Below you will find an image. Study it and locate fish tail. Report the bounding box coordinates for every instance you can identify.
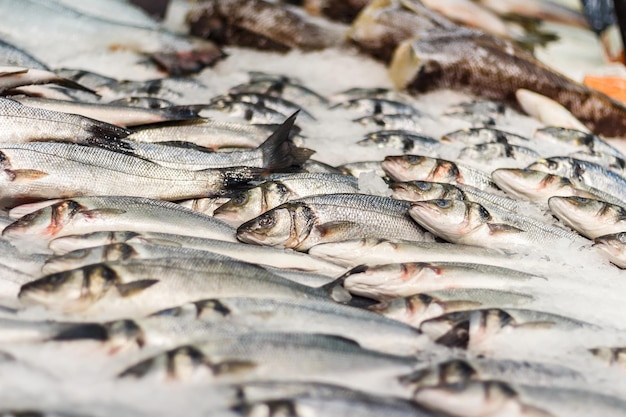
[214,166,265,197]
[258,110,314,170]
[51,323,109,341]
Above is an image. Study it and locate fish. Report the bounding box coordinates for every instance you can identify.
[548,196,626,239]
[0,39,49,70]
[382,155,496,190]
[117,332,416,397]
[236,193,431,251]
[390,180,467,202]
[127,120,282,150]
[2,196,238,248]
[177,197,232,216]
[329,87,413,105]
[515,89,590,132]
[589,346,626,370]
[477,0,588,28]
[331,98,423,117]
[0,66,94,93]
[593,232,626,268]
[420,308,595,348]
[337,161,386,178]
[491,168,621,206]
[370,288,535,327]
[10,96,201,128]
[0,0,225,75]
[188,0,343,52]
[0,142,261,207]
[45,236,346,277]
[527,157,626,203]
[357,130,440,153]
[123,114,313,171]
[443,100,506,126]
[390,27,626,137]
[0,97,130,150]
[210,93,316,121]
[457,142,540,164]
[442,127,530,146]
[108,96,175,110]
[408,199,579,249]
[567,150,626,174]
[533,126,625,159]
[18,257,344,316]
[342,262,544,301]
[202,100,289,125]
[213,173,360,226]
[228,78,329,107]
[354,114,424,132]
[307,238,520,269]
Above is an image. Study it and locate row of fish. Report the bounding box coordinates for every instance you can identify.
[1,1,626,417]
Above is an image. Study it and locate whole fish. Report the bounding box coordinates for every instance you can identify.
[390,27,626,137]
[202,100,289,124]
[567,150,626,174]
[118,332,417,397]
[342,262,544,301]
[354,114,424,132]
[214,173,360,226]
[442,127,530,146]
[0,97,130,150]
[331,98,422,117]
[443,100,506,126]
[534,126,625,159]
[0,142,260,207]
[228,78,329,107]
[390,180,467,202]
[358,130,440,153]
[382,155,496,190]
[108,97,175,110]
[548,196,626,239]
[236,193,431,251]
[0,66,94,93]
[458,142,540,165]
[211,93,317,121]
[19,257,342,316]
[2,196,238,248]
[371,288,535,327]
[593,232,626,268]
[527,157,626,203]
[408,199,579,249]
[11,96,201,128]
[0,0,225,75]
[307,239,520,269]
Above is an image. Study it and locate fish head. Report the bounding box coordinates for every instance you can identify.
[382,155,436,181]
[413,380,526,417]
[119,345,209,381]
[526,157,572,178]
[400,359,478,390]
[2,199,84,240]
[236,203,314,249]
[370,293,443,326]
[593,232,626,265]
[548,196,615,238]
[19,264,120,312]
[409,199,488,242]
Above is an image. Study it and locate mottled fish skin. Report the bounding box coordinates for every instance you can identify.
[390,27,626,137]
[236,193,431,251]
[443,100,506,126]
[118,332,417,398]
[370,288,535,327]
[0,97,130,150]
[202,100,289,125]
[548,196,626,239]
[382,155,496,190]
[0,142,261,207]
[420,308,595,349]
[0,39,49,70]
[214,173,359,226]
[308,239,520,269]
[458,142,540,165]
[18,257,333,316]
[210,93,316,121]
[358,130,440,153]
[331,98,422,117]
[354,114,424,133]
[527,157,626,203]
[342,261,543,301]
[408,199,579,250]
[593,232,626,268]
[2,196,237,247]
[534,126,625,159]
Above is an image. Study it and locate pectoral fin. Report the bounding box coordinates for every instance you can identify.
[208,360,257,376]
[316,221,361,238]
[115,279,158,297]
[487,223,524,235]
[5,169,48,182]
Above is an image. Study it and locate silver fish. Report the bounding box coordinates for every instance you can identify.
[19,257,338,316]
[548,196,626,239]
[214,173,359,226]
[458,142,540,164]
[358,130,439,153]
[408,199,579,249]
[567,150,626,175]
[236,193,431,251]
[370,288,535,327]
[2,197,237,248]
[0,66,93,93]
[107,96,175,110]
[589,346,626,370]
[593,232,626,268]
[0,39,48,70]
[382,155,496,190]
[202,100,288,124]
[228,78,329,107]
[0,142,260,207]
[337,161,386,178]
[442,127,530,146]
[211,93,316,121]
[534,126,625,159]
[331,98,422,117]
[342,262,543,301]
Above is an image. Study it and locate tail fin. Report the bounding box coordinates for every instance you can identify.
[213,166,265,197]
[318,265,373,304]
[258,111,314,170]
[86,122,133,152]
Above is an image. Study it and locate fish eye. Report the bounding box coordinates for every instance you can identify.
[434,199,451,208]
[275,183,288,194]
[573,197,589,203]
[406,155,420,164]
[232,193,249,206]
[47,274,67,285]
[258,214,276,228]
[546,160,558,170]
[416,181,431,191]
[478,206,490,221]
[618,232,626,243]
